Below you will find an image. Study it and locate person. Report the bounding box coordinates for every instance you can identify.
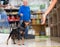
[18,0,31,39]
[0,0,9,28]
[41,0,57,25]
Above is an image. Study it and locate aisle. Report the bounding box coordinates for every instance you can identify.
[0,34,60,47]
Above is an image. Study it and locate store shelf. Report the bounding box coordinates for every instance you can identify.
[5,8,19,16]
[32,12,43,15]
[52,10,57,24]
[53,26,58,37]
[7,12,18,15]
[50,23,58,27]
[31,11,46,36]
[31,18,41,20]
[5,9,18,13]
[4,8,19,10]
[48,3,60,38]
[56,5,60,22]
[50,27,54,37]
[57,23,60,37]
[49,17,53,24]
[56,1,60,7]
[57,21,60,24]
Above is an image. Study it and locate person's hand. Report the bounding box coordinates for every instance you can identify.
[41,14,46,25]
[20,13,23,16]
[25,22,29,26]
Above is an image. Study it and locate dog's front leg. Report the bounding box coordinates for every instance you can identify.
[12,39,16,44]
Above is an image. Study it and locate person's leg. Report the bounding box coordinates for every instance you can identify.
[1,11,9,27]
[12,39,16,44]
[0,12,4,28]
[24,21,30,39]
[1,11,8,20]
[25,26,28,39]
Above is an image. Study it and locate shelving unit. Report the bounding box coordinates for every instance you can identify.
[48,1,60,42]
[50,26,54,37]
[57,23,60,37]
[52,9,57,25]
[31,11,46,36]
[56,6,60,22]
[4,8,19,15]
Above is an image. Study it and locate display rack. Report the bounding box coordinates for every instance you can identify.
[31,11,46,36]
[4,8,19,15]
[48,2,60,42]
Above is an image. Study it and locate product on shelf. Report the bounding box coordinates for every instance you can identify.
[31,19,36,25]
[36,19,40,24]
[31,15,34,19]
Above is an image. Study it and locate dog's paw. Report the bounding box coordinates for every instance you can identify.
[17,43,21,45]
[13,42,16,44]
[22,44,24,45]
[6,42,8,45]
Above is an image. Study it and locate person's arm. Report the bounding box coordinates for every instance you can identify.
[29,7,31,20]
[44,0,57,16]
[29,7,31,22]
[18,6,23,16]
[41,0,57,24]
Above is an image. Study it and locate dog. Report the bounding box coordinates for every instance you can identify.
[7,28,20,44]
[7,22,25,45]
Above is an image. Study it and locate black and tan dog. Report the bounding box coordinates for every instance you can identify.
[7,22,25,45]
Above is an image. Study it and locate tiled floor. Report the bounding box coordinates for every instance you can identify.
[35,37,60,47]
[0,34,60,47]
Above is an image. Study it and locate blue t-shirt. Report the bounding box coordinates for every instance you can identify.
[18,5,31,22]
